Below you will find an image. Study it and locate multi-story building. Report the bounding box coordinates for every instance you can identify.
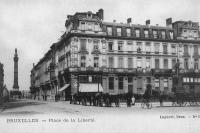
[30,9,200,101]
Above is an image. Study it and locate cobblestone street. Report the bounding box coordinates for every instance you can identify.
[1,99,200,115]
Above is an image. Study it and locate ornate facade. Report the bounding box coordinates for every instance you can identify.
[30,9,200,101]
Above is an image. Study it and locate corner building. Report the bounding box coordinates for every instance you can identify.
[30,9,200,100]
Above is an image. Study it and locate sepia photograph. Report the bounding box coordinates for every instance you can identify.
[0,0,200,133]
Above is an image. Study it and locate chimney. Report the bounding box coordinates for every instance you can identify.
[127,18,132,24]
[166,18,172,28]
[98,9,104,20]
[113,20,116,23]
[146,20,150,27]
[156,24,159,27]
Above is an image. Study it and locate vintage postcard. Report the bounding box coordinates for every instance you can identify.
[0,0,200,133]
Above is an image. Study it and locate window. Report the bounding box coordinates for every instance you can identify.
[128,77,133,93]
[87,22,93,31]
[118,41,123,51]
[171,45,176,54]
[155,43,159,54]
[92,75,99,83]
[94,57,99,68]
[80,39,87,50]
[118,57,124,68]
[79,75,88,83]
[194,45,199,55]
[194,78,198,83]
[172,59,176,69]
[184,58,188,69]
[146,77,151,84]
[102,58,107,66]
[118,77,123,90]
[146,57,150,68]
[126,28,131,37]
[137,77,142,90]
[137,57,142,68]
[108,42,113,51]
[128,77,133,83]
[127,41,133,52]
[153,30,158,39]
[169,31,174,39]
[144,30,149,38]
[164,79,168,87]
[161,31,166,39]
[137,42,142,53]
[109,77,114,90]
[163,44,168,54]
[184,45,189,54]
[146,42,151,54]
[80,56,86,67]
[117,28,122,36]
[109,57,114,68]
[190,78,193,83]
[128,58,133,68]
[155,78,160,90]
[186,77,190,82]
[136,29,140,38]
[80,21,85,30]
[155,59,160,69]
[89,76,92,82]
[164,59,168,69]
[93,40,99,50]
[94,22,99,31]
[194,59,198,69]
[107,27,112,35]
[183,77,187,83]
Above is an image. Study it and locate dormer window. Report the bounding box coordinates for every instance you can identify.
[80,21,85,30]
[153,30,158,39]
[87,22,93,31]
[136,29,140,38]
[161,31,166,39]
[107,27,112,35]
[144,30,149,38]
[87,13,92,18]
[94,22,99,31]
[117,27,122,36]
[169,31,174,39]
[126,28,131,37]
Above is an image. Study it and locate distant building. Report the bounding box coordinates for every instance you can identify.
[30,9,200,101]
[0,62,4,104]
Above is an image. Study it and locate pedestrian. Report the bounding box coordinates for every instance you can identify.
[132,96,135,106]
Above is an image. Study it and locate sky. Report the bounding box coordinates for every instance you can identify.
[0,0,200,91]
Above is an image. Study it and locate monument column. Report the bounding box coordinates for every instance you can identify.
[13,48,19,91]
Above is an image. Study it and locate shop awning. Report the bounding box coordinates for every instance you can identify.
[79,83,103,92]
[59,84,70,92]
